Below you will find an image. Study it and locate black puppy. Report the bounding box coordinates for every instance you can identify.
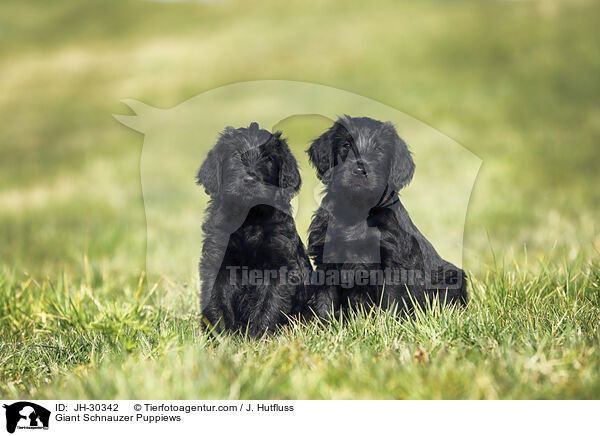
[197,122,312,337]
[307,116,467,318]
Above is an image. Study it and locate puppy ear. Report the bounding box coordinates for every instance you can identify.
[307,127,334,183]
[386,122,415,191]
[196,147,221,196]
[276,133,301,196]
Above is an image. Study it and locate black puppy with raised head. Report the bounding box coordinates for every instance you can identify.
[307,116,467,318]
[197,122,312,337]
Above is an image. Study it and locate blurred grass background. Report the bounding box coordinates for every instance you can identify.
[2,0,599,276]
[1,0,599,399]
[1,0,599,274]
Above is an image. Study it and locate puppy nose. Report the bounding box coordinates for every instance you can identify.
[352,162,367,176]
[244,174,257,183]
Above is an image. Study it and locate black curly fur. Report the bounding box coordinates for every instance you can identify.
[197,122,312,337]
[306,116,467,318]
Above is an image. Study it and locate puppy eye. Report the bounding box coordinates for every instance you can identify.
[343,142,352,150]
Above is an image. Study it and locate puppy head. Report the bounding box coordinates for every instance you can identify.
[196,122,301,204]
[307,116,414,203]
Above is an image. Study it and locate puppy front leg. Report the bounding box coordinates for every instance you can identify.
[201,272,238,334]
[200,271,223,332]
[247,283,294,338]
[309,283,340,320]
[201,298,222,333]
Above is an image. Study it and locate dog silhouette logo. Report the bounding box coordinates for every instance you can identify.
[114,80,481,284]
[2,402,50,433]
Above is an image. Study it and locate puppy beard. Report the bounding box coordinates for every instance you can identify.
[328,170,387,210]
[223,180,283,207]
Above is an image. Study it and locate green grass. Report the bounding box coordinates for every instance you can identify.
[1,0,600,399]
[1,258,599,399]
